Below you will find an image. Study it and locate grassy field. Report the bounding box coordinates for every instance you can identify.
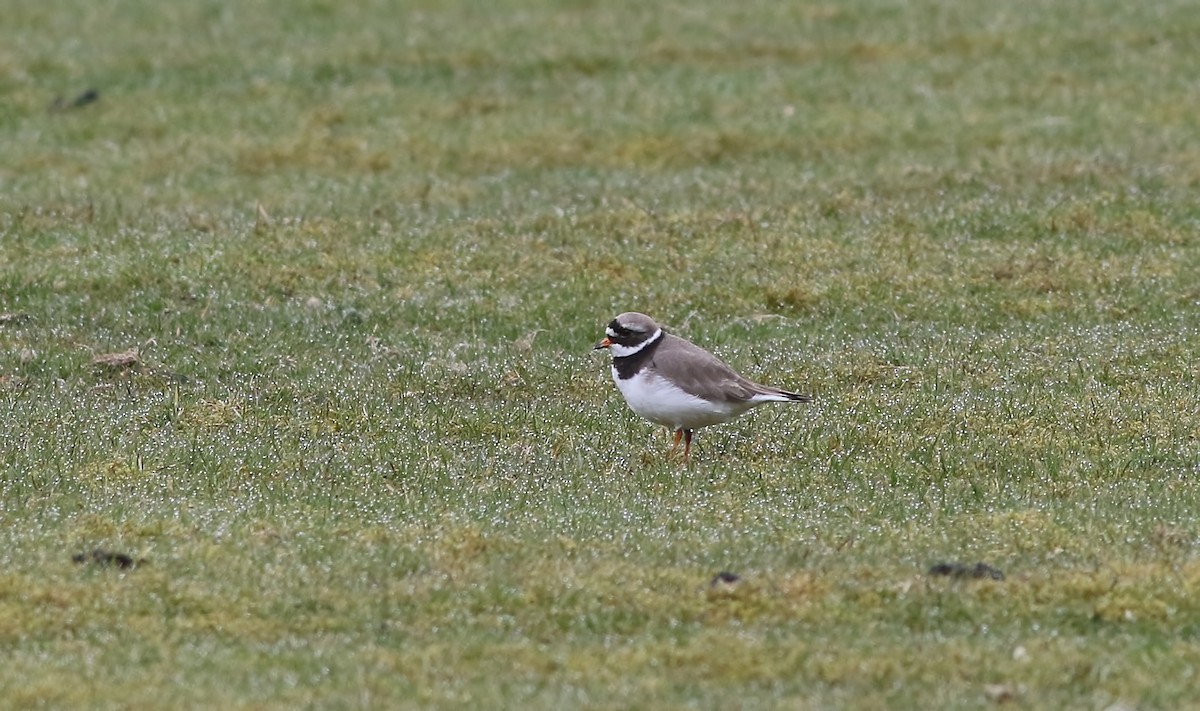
[3,0,1199,708]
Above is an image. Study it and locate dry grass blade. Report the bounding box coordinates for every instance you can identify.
[0,312,33,325]
[92,349,141,371]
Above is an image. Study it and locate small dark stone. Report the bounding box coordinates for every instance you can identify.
[970,562,1005,580]
[49,88,100,112]
[73,549,144,570]
[928,561,1004,581]
[711,571,741,586]
[71,89,100,108]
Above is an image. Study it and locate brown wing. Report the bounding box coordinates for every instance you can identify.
[649,334,766,403]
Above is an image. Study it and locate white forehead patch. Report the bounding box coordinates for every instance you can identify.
[606,326,619,338]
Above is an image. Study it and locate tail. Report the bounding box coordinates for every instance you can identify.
[751,386,812,404]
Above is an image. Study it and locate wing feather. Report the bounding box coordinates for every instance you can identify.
[651,335,765,403]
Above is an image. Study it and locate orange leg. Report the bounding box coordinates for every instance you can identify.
[668,428,684,459]
[682,429,695,465]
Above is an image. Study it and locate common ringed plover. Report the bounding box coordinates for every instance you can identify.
[594,312,810,463]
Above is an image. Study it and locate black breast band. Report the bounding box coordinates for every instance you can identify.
[612,333,663,380]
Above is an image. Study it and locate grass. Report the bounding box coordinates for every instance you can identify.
[2,0,1200,708]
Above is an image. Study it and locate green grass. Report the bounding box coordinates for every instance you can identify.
[3,0,1200,708]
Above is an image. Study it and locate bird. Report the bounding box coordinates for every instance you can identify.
[594,312,810,463]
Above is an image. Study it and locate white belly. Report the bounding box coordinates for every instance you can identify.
[612,368,744,430]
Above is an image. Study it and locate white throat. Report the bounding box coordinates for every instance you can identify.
[609,328,662,358]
